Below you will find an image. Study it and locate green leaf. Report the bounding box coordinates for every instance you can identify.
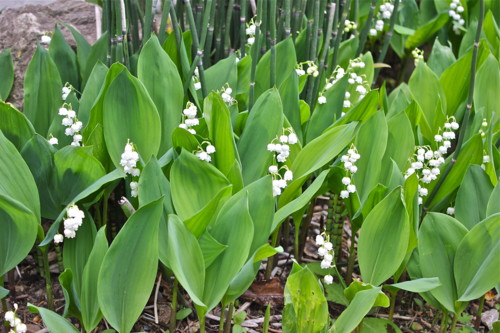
[418,213,468,312]
[0,286,8,299]
[176,308,192,320]
[474,54,500,125]
[385,110,414,172]
[405,13,449,50]
[82,32,109,88]
[0,101,35,151]
[0,48,14,100]
[487,184,500,217]
[24,44,62,136]
[455,165,494,230]
[138,36,184,155]
[237,89,284,184]
[204,55,238,94]
[0,194,39,276]
[28,304,80,333]
[59,269,82,319]
[62,24,91,80]
[325,282,349,306]
[332,287,382,333]
[199,231,227,268]
[455,214,500,301]
[255,38,297,100]
[284,266,329,333]
[354,111,388,202]
[49,24,79,89]
[344,280,390,307]
[81,227,108,333]
[203,193,254,312]
[103,68,161,168]
[171,150,231,220]
[360,318,402,333]
[279,71,302,143]
[358,187,410,286]
[427,38,456,77]
[333,90,379,127]
[78,62,108,126]
[389,277,441,293]
[98,198,164,333]
[167,214,206,307]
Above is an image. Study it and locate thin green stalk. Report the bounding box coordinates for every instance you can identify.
[239,0,247,56]
[198,0,214,52]
[200,315,206,333]
[314,1,335,96]
[264,226,281,280]
[215,4,225,62]
[36,247,45,278]
[41,246,54,310]
[170,277,178,332]
[450,311,462,333]
[223,302,234,333]
[330,0,352,71]
[223,0,235,56]
[333,265,347,289]
[248,0,264,110]
[269,0,277,87]
[284,0,292,39]
[55,244,64,273]
[388,289,398,321]
[219,303,226,332]
[195,0,203,38]
[298,198,316,262]
[263,304,271,333]
[102,193,109,227]
[203,0,217,66]
[305,0,321,107]
[353,0,359,24]
[261,0,269,52]
[356,0,377,56]
[424,0,484,211]
[474,294,486,330]
[373,0,400,82]
[439,310,449,333]
[158,0,172,44]
[345,227,356,285]
[143,0,153,42]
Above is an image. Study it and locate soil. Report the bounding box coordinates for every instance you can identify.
[0,0,97,109]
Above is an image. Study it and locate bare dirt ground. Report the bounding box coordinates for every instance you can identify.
[0,0,96,108]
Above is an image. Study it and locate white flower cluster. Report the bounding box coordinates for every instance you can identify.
[41,34,51,45]
[195,141,216,162]
[62,85,71,101]
[379,2,395,19]
[446,207,455,215]
[179,101,199,134]
[449,0,465,35]
[54,204,85,243]
[220,85,236,105]
[343,20,357,33]
[295,60,319,77]
[48,134,58,145]
[369,1,395,36]
[120,141,141,197]
[4,304,27,333]
[339,146,360,199]
[193,67,201,91]
[315,234,335,285]
[58,105,83,146]
[481,119,490,169]
[412,48,424,66]
[405,118,460,205]
[246,19,257,45]
[268,129,298,196]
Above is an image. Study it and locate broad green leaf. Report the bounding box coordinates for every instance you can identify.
[199,231,227,268]
[0,49,14,100]
[385,110,414,171]
[325,282,349,306]
[62,24,91,80]
[474,54,500,125]
[482,11,500,57]
[405,13,449,50]
[360,318,402,333]
[98,198,163,333]
[333,90,379,127]
[103,69,161,168]
[487,184,500,216]
[273,170,329,231]
[427,135,483,209]
[389,277,441,293]
[204,55,238,94]
[59,269,82,319]
[0,286,8,299]
[418,213,468,312]
[167,214,206,307]
[354,111,388,202]
[284,266,328,333]
[358,187,410,286]
[344,280,390,307]
[24,44,62,136]
[49,24,79,89]
[52,146,106,207]
[455,165,494,230]
[427,38,456,77]
[203,193,254,312]
[306,76,349,143]
[138,36,184,155]
[0,130,40,219]
[0,101,35,151]
[455,214,500,301]
[255,38,297,100]
[279,71,302,143]
[170,150,230,220]
[28,304,80,333]
[0,194,39,276]
[63,212,97,297]
[171,127,200,151]
[81,227,108,333]
[332,287,383,333]
[82,32,109,88]
[238,89,284,184]
[41,168,125,246]
[78,62,108,126]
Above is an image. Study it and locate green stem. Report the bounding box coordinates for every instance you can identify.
[200,315,206,333]
[263,304,271,333]
[269,0,277,88]
[305,0,321,107]
[223,302,234,333]
[330,0,352,72]
[170,277,178,332]
[41,246,54,310]
[450,312,461,333]
[439,310,449,333]
[102,193,109,227]
[239,0,247,57]
[264,226,281,280]
[143,0,153,42]
[474,294,485,330]
[284,0,291,39]
[223,0,235,57]
[158,0,172,44]
[55,244,64,273]
[424,0,484,211]
[248,0,264,110]
[298,199,316,262]
[345,228,356,285]
[374,0,400,82]
[356,0,377,57]
[388,289,399,321]
[203,0,217,66]
[333,265,347,289]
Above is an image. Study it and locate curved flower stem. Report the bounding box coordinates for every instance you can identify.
[373,0,399,83]
[424,0,484,212]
